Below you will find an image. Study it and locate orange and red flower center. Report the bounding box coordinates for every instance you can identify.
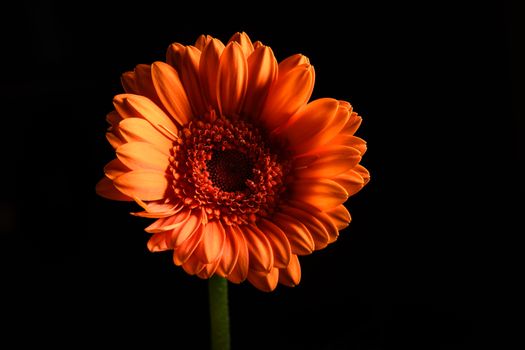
[170,112,288,225]
[206,149,254,192]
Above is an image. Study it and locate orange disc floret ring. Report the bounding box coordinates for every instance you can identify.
[96,32,369,292]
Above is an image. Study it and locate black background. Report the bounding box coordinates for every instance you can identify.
[1,1,521,349]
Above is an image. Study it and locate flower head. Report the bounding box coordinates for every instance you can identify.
[96,32,370,291]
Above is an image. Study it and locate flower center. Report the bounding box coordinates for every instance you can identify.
[169,111,288,225]
[206,150,253,192]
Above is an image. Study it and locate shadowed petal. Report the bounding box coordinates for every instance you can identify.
[96,176,132,201]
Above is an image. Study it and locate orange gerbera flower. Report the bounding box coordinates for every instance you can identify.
[96,32,370,291]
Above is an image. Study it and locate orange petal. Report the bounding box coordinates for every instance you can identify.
[291,179,348,211]
[278,254,301,287]
[247,268,279,292]
[340,111,362,136]
[113,94,179,136]
[227,225,249,283]
[196,260,221,279]
[293,145,362,179]
[103,158,129,180]
[172,211,203,247]
[123,64,162,106]
[286,200,339,243]
[151,61,193,126]
[217,42,248,117]
[241,224,274,273]
[242,45,278,120]
[166,42,185,71]
[216,225,240,277]
[272,213,315,255]
[194,220,226,264]
[325,205,352,230]
[182,254,206,275]
[279,204,330,250]
[145,209,191,233]
[292,100,351,154]
[95,176,133,201]
[277,98,339,146]
[333,170,365,196]
[194,34,213,51]
[118,118,174,152]
[257,218,291,269]
[116,142,170,172]
[132,200,184,218]
[147,231,174,252]
[199,38,225,110]
[260,64,315,131]
[106,131,124,150]
[253,41,264,50]
[106,110,122,128]
[355,164,370,185]
[228,32,254,58]
[121,71,138,94]
[180,46,207,117]
[348,136,367,155]
[278,54,310,76]
[113,170,169,201]
[173,224,205,265]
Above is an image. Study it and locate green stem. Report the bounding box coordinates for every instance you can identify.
[208,275,231,350]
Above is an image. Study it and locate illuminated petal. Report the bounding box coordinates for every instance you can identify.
[258,218,292,268]
[199,38,225,110]
[228,32,254,58]
[116,142,170,171]
[247,268,279,292]
[118,117,175,151]
[279,204,330,250]
[278,254,301,287]
[242,45,278,120]
[291,179,348,211]
[217,42,248,117]
[113,170,169,201]
[103,158,129,180]
[293,145,361,179]
[242,224,274,273]
[260,63,315,131]
[325,205,352,230]
[180,46,207,117]
[272,212,315,255]
[227,225,249,283]
[113,94,179,136]
[151,61,193,126]
[194,220,226,264]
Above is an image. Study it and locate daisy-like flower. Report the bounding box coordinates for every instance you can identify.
[96,32,369,291]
